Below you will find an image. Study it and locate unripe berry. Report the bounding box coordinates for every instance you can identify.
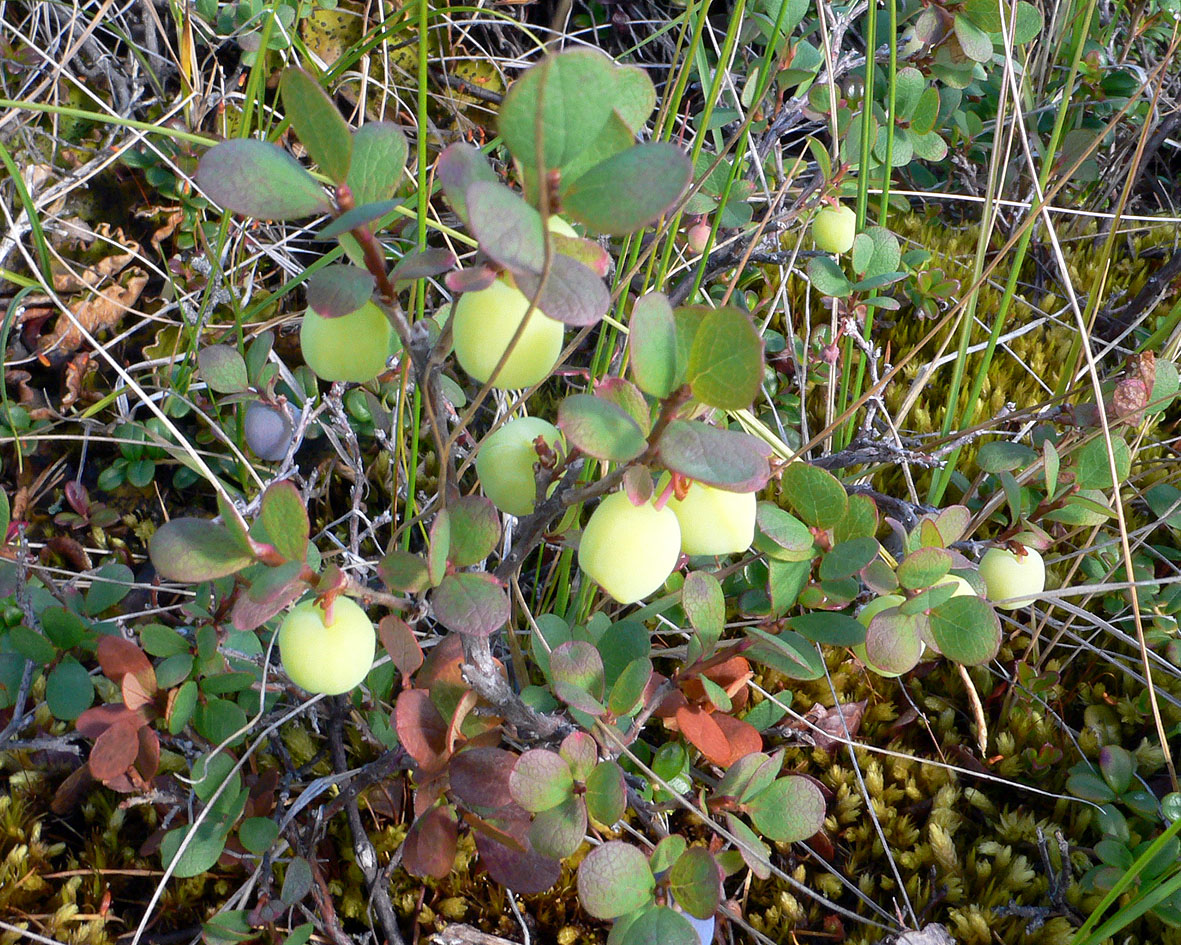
[668,482,756,556]
[300,300,395,383]
[578,491,681,604]
[475,417,562,516]
[686,222,711,255]
[812,203,857,254]
[979,546,1046,610]
[278,596,376,695]
[452,278,564,390]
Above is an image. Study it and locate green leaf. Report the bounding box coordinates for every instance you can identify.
[198,345,249,394]
[928,594,1001,665]
[160,819,231,879]
[576,841,655,919]
[260,481,309,565]
[851,233,875,276]
[281,857,314,905]
[168,679,198,734]
[514,254,610,327]
[196,140,330,221]
[744,626,825,680]
[564,143,691,235]
[466,182,546,275]
[345,122,407,205]
[788,612,865,646]
[657,421,771,492]
[669,847,721,919]
[85,562,133,615]
[499,49,618,171]
[1013,1,1044,43]
[149,519,256,582]
[195,697,248,746]
[954,14,994,62]
[682,571,724,648]
[806,256,853,297]
[753,502,815,561]
[510,749,575,812]
[896,546,952,590]
[1100,745,1136,795]
[608,657,652,717]
[865,608,924,675]
[819,537,880,580]
[431,572,509,637]
[744,775,825,842]
[629,292,678,398]
[529,794,587,858]
[238,816,279,854]
[833,494,879,542]
[962,0,1002,31]
[203,910,256,945]
[977,441,1037,473]
[612,64,657,133]
[1077,436,1132,490]
[316,199,400,239]
[686,307,764,409]
[723,812,772,879]
[862,226,902,280]
[279,67,353,184]
[46,658,94,720]
[379,549,431,593]
[140,623,190,657]
[617,906,700,945]
[558,394,647,462]
[780,462,847,528]
[585,760,627,825]
[550,640,605,700]
[768,558,811,616]
[428,509,450,587]
[447,496,502,567]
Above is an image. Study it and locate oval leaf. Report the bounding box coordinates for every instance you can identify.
[198,345,248,394]
[510,749,574,812]
[669,847,721,919]
[928,594,1001,665]
[514,254,610,327]
[743,775,825,842]
[529,794,587,859]
[346,122,408,205]
[780,463,847,528]
[558,393,647,462]
[629,292,678,398]
[149,519,256,582]
[196,140,330,221]
[306,265,376,319]
[577,841,655,919]
[657,421,771,491]
[431,572,509,637]
[564,143,692,235]
[260,480,309,564]
[687,307,764,410]
[467,182,545,275]
[279,67,353,184]
[585,760,626,825]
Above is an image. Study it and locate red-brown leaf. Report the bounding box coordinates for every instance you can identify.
[89,717,140,782]
[675,704,730,766]
[449,747,516,810]
[378,615,423,679]
[76,703,148,738]
[712,713,763,768]
[395,689,449,770]
[97,635,154,684]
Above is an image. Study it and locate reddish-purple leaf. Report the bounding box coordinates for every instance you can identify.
[402,806,458,879]
[559,731,598,782]
[306,265,376,319]
[76,703,147,739]
[431,572,510,637]
[391,248,457,285]
[449,747,516,810]
[97,636,154,687]
[377,615,423,678]
[472,806,560,895]
[513,254,609,327]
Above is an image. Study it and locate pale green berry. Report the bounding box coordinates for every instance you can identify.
[579,491,681,604]
[279,596,376,695]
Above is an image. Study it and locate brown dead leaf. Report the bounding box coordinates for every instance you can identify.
[798,700,867,751]
[62,353,100,408]
[40,268,148,357]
